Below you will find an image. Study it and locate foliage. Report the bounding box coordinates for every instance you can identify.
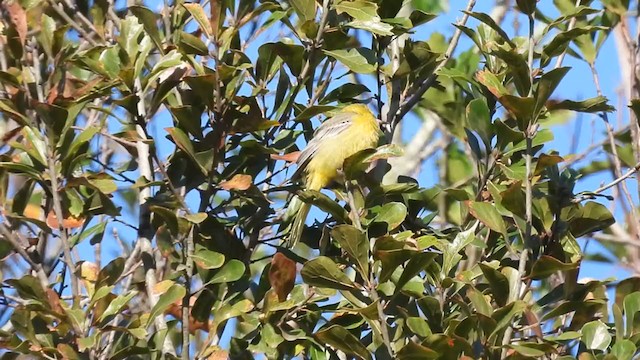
[0,0,639,359]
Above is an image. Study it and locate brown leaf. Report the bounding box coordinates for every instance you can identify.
[271,151,301,163]
[46,211,85,229]
[269,252,297,302]
[46,288,64,314]
[207,346,229,360]
[3,0,27,46]
[219,174,252,191]
[166,295,210,333]
[210,0,220,38]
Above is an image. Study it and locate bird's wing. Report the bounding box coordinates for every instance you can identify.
[292,112,354,180]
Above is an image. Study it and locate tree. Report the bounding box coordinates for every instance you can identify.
[0,0,639,358]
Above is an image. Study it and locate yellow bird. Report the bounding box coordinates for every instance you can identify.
[285,104,381,248]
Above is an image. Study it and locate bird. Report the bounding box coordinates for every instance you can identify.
[285,103,381,248]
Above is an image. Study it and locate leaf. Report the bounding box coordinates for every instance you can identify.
[466,98,492,144]
[314,325,371,360]
[46,211,85,230]
[480,263,510,307]
[297,190,350,223]
[208,260,245,284]
[3,0,27,46]
[183,3,213,38]
[147,284,186,327]
[323,48,377,74]
[569,202,615,237]
[219,174,253,191]
[581,320,611,350]
[467,201,507,236]
[301,256,357,290]
[185,212,208,224]
[534,67,570,117]
[396,252,437,293]
[98,291,138,322]
[550,96,614,113]
[624,292,640,337]
[515,0,536,14]
[397,341,439,359]
[612,340,636,360]
[192,247,225,270]
[368,202,407,231]
[289,0,316,22]
[334,1,378,21]
[331,225,369,277]
[528,256,579,280]
[347,19,394,36]
[321,84,371,104]
[464,11,516,48]
[542,27,607,66]
[269,252,297,302]
[166,127,208,174]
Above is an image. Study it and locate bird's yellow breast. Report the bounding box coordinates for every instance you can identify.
[305,109,379,190]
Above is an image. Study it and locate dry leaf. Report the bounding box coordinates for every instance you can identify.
[269,252,296,302]
[219,174,252,191]
[46,211,85,229]
[3,0,26,46]
[271,151,301,163]
[166,295,210,333]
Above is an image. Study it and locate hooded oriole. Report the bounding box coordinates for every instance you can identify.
[285,104,381,248]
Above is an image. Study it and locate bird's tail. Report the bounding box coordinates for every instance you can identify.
[285,200,311,248]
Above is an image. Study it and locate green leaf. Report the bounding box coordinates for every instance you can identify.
[99,291,138,323]
[347,19,394,35]
[178,30,209,55]
[147,284,186,327]
[515,0,536,14]
[129,6,163,51]
[464,12,516,48]
[467,201,507,236]
[320,83,371,104]
[185,212,208,224]
[396,252,437,293]
[368,202,407,231]
[192,247,225,270]
[323,48,377,74]
[207,260,245,284]
[581,320,611,350]
[490,301,526,340]
[314,325,372,360]
[550,96,614,113]
[166,127,208,175]
[542,27,607,66]
[183,3,213,38]
[397,340,439,359]
[334,0,378,21]
[466,98,492,144]
[289,0,316,22]
[297,190,350,223]
[534,67,570,118]
[612,340,636,360]
[529,256,579,280]
[301,256,357,290]
[442,225,477,275]
[624,292,640,337]
[331,225,369,277]
[479,263,510,307]
[569,201,615,237]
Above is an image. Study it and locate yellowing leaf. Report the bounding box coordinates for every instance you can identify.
[220,174,253,191]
